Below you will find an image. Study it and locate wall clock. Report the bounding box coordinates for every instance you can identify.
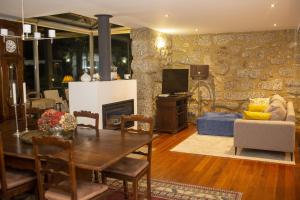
[5,39,17,53]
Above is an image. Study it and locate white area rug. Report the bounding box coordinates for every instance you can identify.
[171,133,295,165]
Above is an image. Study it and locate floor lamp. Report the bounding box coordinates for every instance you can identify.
[190,65,215,116]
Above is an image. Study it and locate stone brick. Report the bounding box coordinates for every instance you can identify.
[259,79,283,91]
[285,79,300,87]
[279,67,294,77]
[197,35,212,46]
[270,57,285,65]
[213,34,234,45]
[224,80,253,91]
[211,64,230,75]
[288,88,300,96]
[224,91,265,101]
[215,101,240,110]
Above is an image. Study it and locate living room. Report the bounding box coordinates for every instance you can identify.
[0,0,299,200]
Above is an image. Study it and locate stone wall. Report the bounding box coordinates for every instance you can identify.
[131,28,171,119]
[131,28,300,123]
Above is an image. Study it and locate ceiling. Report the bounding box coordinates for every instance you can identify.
[0,0,299,34]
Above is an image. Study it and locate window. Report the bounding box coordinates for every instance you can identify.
[24,28,132,93]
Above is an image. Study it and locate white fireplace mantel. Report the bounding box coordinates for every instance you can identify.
[69,80,137,129]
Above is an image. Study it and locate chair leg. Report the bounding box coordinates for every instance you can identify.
[291,152,294,161]
[35,185,40,200]
[101,174,107,184]
[94,170,100,183]
[123,180,129,200]
[234,147,237,155]
[132,179,138,200]
[2,195,9,200]
[146,168,151,200]
[91,170,95,182]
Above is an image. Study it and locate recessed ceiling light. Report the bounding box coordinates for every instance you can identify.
[271,4,275,8]
[273,23,277,27]
[164,14,169,18]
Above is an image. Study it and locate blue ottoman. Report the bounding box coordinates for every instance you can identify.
[197,112,242,136]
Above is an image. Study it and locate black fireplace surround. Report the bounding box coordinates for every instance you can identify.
[102,99,134,130]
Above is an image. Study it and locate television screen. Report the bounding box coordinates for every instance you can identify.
[162,69,189,94]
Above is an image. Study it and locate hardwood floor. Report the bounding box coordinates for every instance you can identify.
[151,124,300,200]
[1,120,299,199]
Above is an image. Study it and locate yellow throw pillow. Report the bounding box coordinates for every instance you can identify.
[243,111,271,120]
[248,104,268,112]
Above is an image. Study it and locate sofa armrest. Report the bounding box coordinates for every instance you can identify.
[234,119,295,152]
[286,101,295,122]
[234,118,295,127]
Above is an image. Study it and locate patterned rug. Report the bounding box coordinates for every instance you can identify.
[105,178,242,200]
[18,178,242,200]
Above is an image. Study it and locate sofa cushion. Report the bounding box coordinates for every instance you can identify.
[243,111,271,120]
[265,100,287,121]
[103,157,149,177]
[248,104,268,112]
[0,169,35,190]
[45,180,108,200]
[270,94,286,108]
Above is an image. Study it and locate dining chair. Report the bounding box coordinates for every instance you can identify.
[0,132,36,200]
[73,110,100,182]
[27,91,44,100]
[32,136,108,200]
[65,89,69,102]
[44,89,69,112]
[101,114,154,200]
[73,110,99,130]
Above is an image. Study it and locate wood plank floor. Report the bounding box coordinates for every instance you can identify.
[151,124,300,200]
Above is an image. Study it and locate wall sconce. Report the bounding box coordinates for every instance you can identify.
[155,36,167,58]
[156,36,166,49]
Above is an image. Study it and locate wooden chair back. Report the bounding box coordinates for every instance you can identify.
[73,111,99,129]
[27,91,43,100]
[43,90,62,103]
[0,132,8,194]
[65,89,69,101]
[121,115,154,136]
[32,136,77,200]
[120,115,153,160]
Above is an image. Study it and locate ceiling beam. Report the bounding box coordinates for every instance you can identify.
[22,18,130,35]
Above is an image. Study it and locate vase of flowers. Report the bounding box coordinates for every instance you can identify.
[37,109,77,138]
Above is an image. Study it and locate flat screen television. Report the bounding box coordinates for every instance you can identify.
[162,69,189,94]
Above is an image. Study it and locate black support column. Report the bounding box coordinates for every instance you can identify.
[95,14,112,81]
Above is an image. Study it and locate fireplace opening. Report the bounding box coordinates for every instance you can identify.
[102,99,134,130]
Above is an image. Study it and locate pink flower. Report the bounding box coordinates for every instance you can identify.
[38,109,66,131]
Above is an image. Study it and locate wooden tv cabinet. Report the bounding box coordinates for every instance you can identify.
[156,95,188,133]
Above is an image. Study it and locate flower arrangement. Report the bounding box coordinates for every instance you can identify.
[37,109,76,132]
[60,113,77,131]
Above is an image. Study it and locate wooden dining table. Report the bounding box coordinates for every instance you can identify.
[0,120,153,173]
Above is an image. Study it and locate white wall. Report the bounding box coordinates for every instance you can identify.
[69,80,137,129]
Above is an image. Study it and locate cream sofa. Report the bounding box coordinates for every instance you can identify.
[234,101,295,160]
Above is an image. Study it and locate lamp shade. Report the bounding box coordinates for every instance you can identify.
[62,75,74,83]
[23,24,31,34]
[190,65,209,80]
[48,29,56,38]
[34,32,41,39]
[0,28,8,36]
